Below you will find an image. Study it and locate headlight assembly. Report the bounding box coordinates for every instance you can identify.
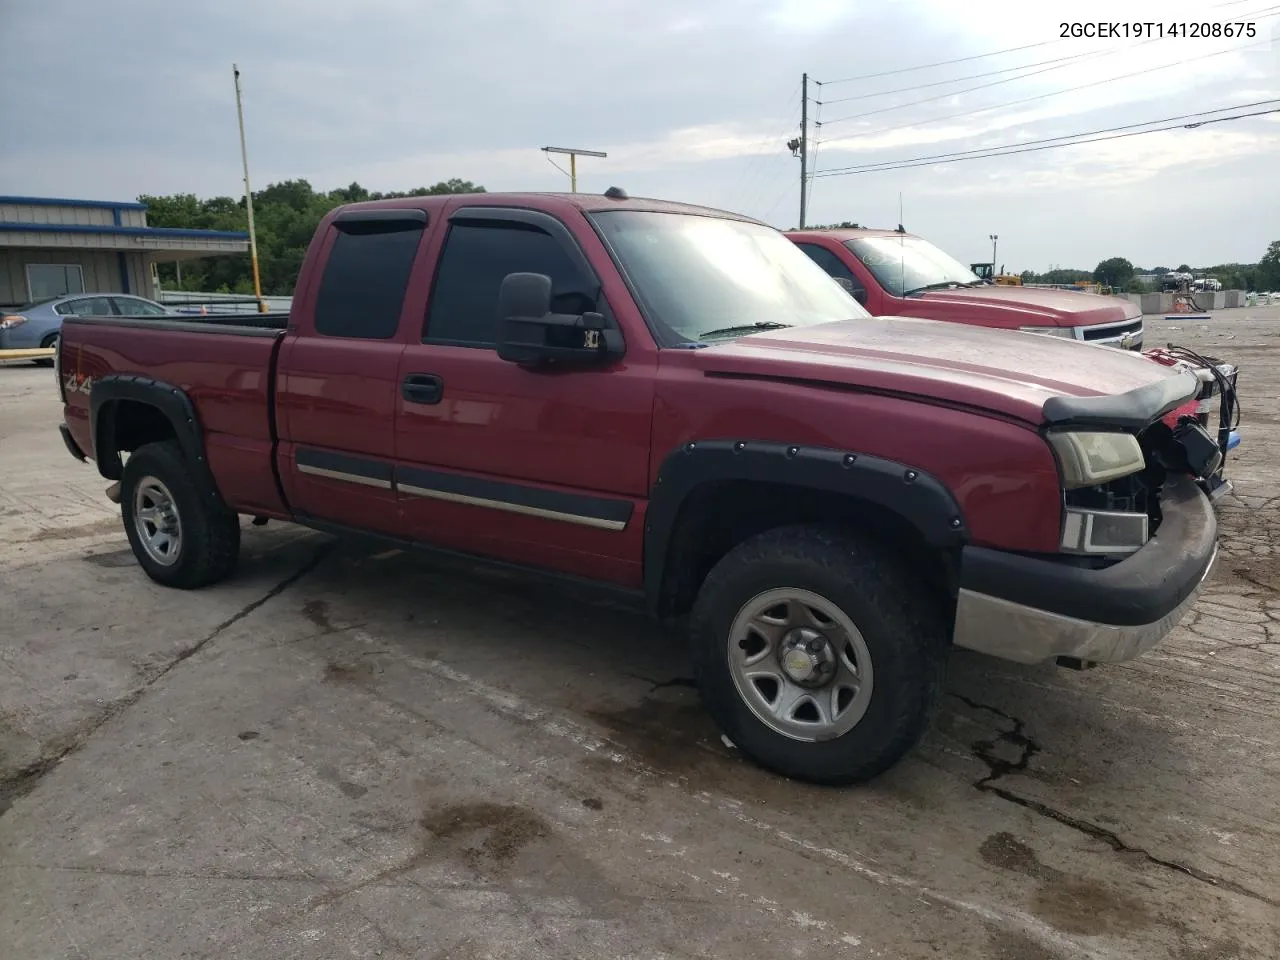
[1048,431,1145,489]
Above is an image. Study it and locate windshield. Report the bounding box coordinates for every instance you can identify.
[845,235,980,296]
[591,210,870,342]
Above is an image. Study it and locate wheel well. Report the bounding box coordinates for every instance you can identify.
[656,480,959,623]
[97,399,178,478]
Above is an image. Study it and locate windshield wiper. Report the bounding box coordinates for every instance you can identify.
[903,280,982,296]
[699,321,793,341]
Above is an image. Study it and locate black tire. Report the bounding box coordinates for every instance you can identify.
[120,440,241,589]
[689,524,948,785]
[33,333,57,367]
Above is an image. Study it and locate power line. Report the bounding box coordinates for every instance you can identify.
[816,39,1062,87]
[727,82,802,212]
[815,99,1280,175]
[805,99,824,216]
[815,31,1275,147]
[815,49,1103,107]
[815,0,1272,89]
[818,43,1125,128]
[811,103,1280,178]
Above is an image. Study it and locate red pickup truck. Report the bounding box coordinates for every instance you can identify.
[56,190,1223,785]
[786,227,1146,348]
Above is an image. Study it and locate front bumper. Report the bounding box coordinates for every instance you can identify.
[952,475,1217,664]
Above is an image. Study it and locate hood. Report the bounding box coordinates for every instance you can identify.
[901,285,1138,329]
[696,316,1192,427]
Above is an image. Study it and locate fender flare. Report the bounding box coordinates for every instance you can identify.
[643,440,968,608]
[89,375,208,483]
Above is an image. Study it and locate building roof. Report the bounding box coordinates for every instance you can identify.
[0,195,249,258]
[0,222,248,240]
[0,195,148,210]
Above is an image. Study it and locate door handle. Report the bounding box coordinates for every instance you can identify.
[402,373,443,405]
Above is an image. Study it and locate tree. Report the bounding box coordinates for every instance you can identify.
[1176,263,1191,272]
[1259,241,1280,291]
[142,178,484,295]
[1093,256,1135,289]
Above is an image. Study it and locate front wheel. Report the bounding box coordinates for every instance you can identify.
[121,441,241,589]
[689,525,948,785]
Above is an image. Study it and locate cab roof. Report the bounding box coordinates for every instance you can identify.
[785,227,921,241]
[330,191,763,224]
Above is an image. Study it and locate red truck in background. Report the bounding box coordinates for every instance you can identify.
[56,190,1226,785]
[786,227,1147,348]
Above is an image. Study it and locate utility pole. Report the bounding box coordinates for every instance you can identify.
[233,64,266,313]
[541,146,608,193]
[799,73,808,229]
[990,234,999,271]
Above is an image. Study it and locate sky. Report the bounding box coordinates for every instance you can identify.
[1,0,1277,272]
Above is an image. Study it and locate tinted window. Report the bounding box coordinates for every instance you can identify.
[62,297,114,316]
[112,297,168,316]
[425,221,599,346]
[314,221,424,339]
[794,243,865,295]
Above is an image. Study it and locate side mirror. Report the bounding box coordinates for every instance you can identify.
[495,272,624,368]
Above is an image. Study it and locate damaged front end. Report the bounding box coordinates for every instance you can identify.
[1143,345,1241,502]
[1040,364,1232,562]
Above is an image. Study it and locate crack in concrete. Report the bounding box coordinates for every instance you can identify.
[950,694,1280,910]
[0,541,334,819]
[617,671,699,694]
[14,864,332,884]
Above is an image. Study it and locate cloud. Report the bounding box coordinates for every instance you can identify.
[0,0,1276,268]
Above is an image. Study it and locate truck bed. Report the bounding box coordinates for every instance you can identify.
[59,313,291,518]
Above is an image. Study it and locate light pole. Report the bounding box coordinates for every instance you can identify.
[990,234,999,272]
[541,146,608,193]
[233,64,266,313]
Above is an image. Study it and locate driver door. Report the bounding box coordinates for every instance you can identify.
[393,205,655,587]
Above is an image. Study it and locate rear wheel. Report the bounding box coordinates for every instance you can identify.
[33,333,57,367]
[121,441,240,588]
[689,524,948,785]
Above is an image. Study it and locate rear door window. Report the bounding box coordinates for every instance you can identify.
[314,215,426,339]
[62,297,114,316]
[110,297,168,317]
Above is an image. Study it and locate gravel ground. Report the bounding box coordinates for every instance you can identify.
[1,310,1277,960]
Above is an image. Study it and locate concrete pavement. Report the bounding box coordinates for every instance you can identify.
[1,314,1277,959]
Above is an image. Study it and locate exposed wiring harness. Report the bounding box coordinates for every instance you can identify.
[1158,343,1240,463]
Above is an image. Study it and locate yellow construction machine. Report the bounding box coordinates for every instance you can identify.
[970,263,1022,286]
